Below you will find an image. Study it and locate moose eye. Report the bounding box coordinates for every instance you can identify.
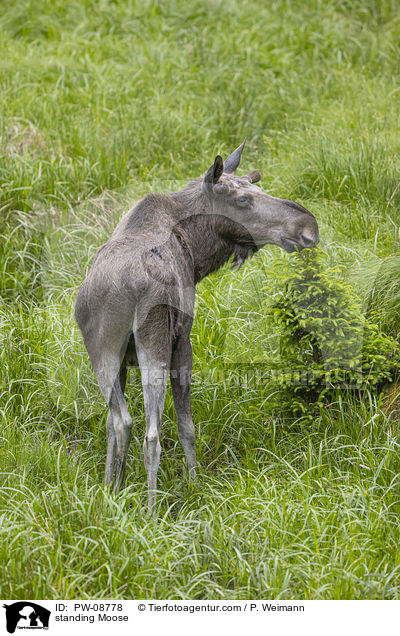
[236,195,252,208]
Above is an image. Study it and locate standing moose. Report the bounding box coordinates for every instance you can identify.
[75,141,319,512]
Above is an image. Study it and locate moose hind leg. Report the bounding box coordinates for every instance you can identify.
[142,377,166,512]
[91,346,132,491]
[134,325,171,513]
[171,335,197,479]
[105,361,128,487]
[111,367,132,492]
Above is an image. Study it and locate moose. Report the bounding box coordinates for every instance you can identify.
[75,141,319,512]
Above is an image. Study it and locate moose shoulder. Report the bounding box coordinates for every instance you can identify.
[74,141,319,512]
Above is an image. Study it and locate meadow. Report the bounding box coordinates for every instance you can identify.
[1,0,400,599]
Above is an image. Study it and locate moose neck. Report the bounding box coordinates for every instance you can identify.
[176,214,234,282]
[172,183,255,284]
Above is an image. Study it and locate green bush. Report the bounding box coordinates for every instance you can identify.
[263,249,400,418]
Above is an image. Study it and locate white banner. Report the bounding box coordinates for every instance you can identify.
[1,600,399,636]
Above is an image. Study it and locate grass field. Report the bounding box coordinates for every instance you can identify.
[1,0,400,599]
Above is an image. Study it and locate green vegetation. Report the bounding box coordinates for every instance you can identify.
[263,249,399,418]
[1,0,400,599]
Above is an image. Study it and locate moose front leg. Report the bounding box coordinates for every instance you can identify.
[171,336,198,479]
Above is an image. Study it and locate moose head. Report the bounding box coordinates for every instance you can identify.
[202,139,319,256]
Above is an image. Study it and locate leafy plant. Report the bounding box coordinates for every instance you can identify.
[263,249,399,418]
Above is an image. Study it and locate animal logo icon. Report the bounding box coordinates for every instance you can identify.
[2,602,50,633]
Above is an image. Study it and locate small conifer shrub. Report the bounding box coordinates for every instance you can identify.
[262,249,399,418]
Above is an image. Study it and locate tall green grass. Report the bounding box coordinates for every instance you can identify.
[1,0,400,599]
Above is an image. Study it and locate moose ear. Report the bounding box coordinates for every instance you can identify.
[224,138,246,174]
[202,155,224,191]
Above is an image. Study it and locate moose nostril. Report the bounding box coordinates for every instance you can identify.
[300,233,315,248]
